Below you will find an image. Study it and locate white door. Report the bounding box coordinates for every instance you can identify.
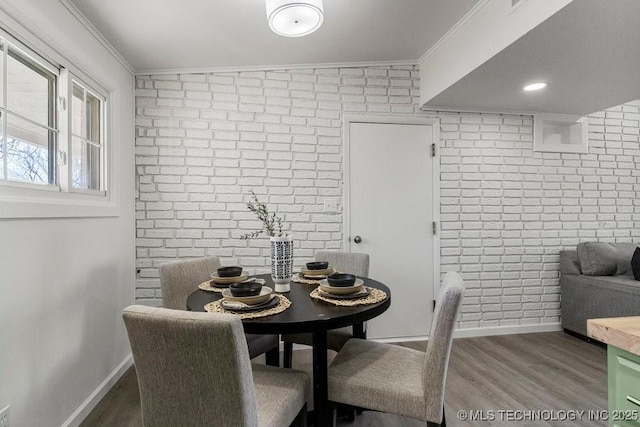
[346,120,437,340]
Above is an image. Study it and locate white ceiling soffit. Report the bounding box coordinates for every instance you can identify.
[420,0,640,116]
[67,0,479,74]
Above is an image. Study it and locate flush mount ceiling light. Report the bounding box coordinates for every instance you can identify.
[265,0,324,37]
[523,82,547,92]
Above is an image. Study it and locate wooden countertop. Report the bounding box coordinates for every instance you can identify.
[587,316,640,356]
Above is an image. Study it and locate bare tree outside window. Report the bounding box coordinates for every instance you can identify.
[0,137,48,183]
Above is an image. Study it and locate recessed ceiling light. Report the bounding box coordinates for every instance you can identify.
[523,82,547,92]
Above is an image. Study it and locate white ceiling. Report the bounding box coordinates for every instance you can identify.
[68,0,640,116]
[68,0,480,73]
[423,0,640,115]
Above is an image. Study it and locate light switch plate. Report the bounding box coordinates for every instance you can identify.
[323,199,338,213]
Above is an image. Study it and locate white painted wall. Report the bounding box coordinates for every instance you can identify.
[0,1,135,426]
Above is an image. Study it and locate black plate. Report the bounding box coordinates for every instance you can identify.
[301,272,327,279]
[221,296,280,312]
[209,280,230,288]
[317,287,371,300]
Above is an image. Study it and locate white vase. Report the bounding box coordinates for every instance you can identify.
[270,236,293,292]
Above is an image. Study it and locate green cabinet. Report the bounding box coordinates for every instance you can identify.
[608,345,640,427]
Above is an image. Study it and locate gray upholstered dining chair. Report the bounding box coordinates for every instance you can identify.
[123,305,309,427]
[327,271,464,427]
[159,257,280,365]
[281,251,370,369]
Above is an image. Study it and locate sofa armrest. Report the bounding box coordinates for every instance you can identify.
[560,250,581,275]
[560,274,640,336]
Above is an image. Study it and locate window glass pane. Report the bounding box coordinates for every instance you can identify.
[72,137,100,190]
[87,92,100,144]
[7,112,48,148]
[71,80,102,191]
[6,115,51,184]
[0,43,3,178]
[88,144,100,190]
[72,83,85,138]
[7,48,54,126]
[0,42,4,108]
[0,134,5,179]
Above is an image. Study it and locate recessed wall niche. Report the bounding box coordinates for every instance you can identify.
[534,113,588,153]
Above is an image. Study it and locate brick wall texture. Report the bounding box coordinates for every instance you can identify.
[135,65,640,330]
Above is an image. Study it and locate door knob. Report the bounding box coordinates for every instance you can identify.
[353,235,362,244]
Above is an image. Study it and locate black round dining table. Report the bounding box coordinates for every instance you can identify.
[187,274,391,427]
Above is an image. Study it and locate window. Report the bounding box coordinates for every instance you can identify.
[0,41,57,186]
[0,31,108,200]
[71,81,104,191]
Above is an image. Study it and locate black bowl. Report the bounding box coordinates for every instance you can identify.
[217,266,243,278]
[306,261,329,270]
[327,273,356,287]
[229,281,262,297]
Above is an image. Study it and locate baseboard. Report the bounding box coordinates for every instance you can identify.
[299,322,564,347]
[453,322,562,338]
[62,354,133,427]
[282,323,564,353]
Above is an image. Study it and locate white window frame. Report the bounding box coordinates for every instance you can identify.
[0,24,116,219]
[0,32,59,191]
[61,70,108,196]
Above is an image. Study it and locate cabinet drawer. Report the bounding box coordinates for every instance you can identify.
[609,346,640,427]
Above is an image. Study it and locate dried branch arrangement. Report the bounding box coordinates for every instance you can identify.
[240,190,285,240]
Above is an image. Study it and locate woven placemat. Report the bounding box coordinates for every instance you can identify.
[204,295,291,319]
[291,273,323,285]
[198,281,225,293]
[310,287,387,306]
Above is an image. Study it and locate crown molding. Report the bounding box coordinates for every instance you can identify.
[418,0,490,65]
[58,0,134,75]
[135,59,418,76]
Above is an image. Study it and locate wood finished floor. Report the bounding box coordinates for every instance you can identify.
[80,332,607,427]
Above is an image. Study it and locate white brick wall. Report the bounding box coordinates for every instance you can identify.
[135,66,423,306]
[135,66,640,330]
[438,103,640,329]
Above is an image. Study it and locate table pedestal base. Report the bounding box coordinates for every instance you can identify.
[312,331,333,427]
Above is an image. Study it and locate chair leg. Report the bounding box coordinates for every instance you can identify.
[331,402,337,427]
[284,341,293,368]
[346,405,356,422]
[265,347,279,367]
[334,403,358,422]
[291,403,307,427]
[426,404,446,427]
[352,323,366,339]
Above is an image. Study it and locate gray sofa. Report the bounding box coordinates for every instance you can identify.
[560,242,640,338]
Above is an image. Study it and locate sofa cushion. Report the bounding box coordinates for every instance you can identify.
[632,248,640,281]
[559,250,581,275]
[577,242,638,277]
